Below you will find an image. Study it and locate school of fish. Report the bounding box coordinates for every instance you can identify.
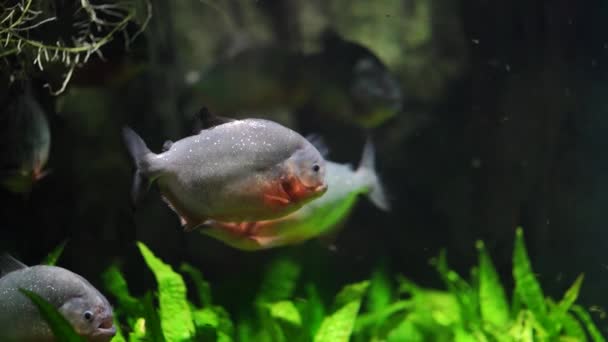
[1,97,390,339]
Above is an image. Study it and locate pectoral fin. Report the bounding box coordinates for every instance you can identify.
[263,193,291,205]
[162,140,173,152]
[262,180,296,207]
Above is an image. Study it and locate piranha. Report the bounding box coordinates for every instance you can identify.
[122,108,328,231]
[199,138,390,250]
[0,84,51,194]
[182,30,402,130]
[0,255,116,342]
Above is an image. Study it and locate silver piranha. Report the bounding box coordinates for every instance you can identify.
[200,138,390,250]
[122,108,328,231]
[0,255,116,342]
[0,85,51,194]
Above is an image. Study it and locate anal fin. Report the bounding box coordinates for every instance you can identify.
[160,190,206,232]
[248,236,278,249]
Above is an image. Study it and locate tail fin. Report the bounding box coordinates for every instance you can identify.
[357,138,391,211]
[122,127,153,206]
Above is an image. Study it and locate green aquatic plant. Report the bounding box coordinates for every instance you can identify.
[19,227,606,341]
[314,281,369,342]
[138,242,196,341]
[354,228,606,342]
[99,228,604,342]
[103,245,371,342]
[41,239,67,266]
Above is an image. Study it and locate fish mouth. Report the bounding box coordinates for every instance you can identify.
[93,317,116,338]
[281,179,327,202]
[312,184,328,196]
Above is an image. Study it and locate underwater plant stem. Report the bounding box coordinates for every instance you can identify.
[0,0,33,34]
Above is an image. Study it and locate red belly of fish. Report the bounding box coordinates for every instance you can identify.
[262,176,313,208]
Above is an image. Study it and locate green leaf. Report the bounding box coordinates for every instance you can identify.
[19,289,86,342]
[367,265,393,313]
[267,300,302,326]
[112,319,127,342]
[507,310,534,342]
[510,282,523,318]
[41,240,68,266]
[192,307,220,341]
[561,312,587,340]
[314,281,370,342]
[571,305,607,342]
[355,301,411,333]
[139,291,165,342]
[434,250,479,325]
[548,274,585,335]
[237,317,254,342]
[512,228,547,324]
[556,274,584,314]
[476,240,509,328]
[191,304,233,341]
[259,300,303,342]
[453,327,480,342]
[217,331,234,342]
[192,307,219,329]
[257,257,301,303]
[396,276,462,329]
[203,305,234,340]
[101,265,143,317]
[396,275,422,295]
[128,317,149,342]
[298,283,325,339]
[213,305,235,339]
[137,242,195,341]
[387,318,424,342]
[180,263,212,307]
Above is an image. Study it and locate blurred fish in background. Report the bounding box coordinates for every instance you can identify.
[0,83,51,195]
[181,30,403,130]
[200,137,390,251]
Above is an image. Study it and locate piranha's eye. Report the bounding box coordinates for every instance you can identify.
[84,311,93,321]
[312,164,320,172]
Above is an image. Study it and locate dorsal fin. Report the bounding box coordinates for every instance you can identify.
[197,107,235,130]
[0,254,28,277]
[162,140,173,152]
[305,133,329,157]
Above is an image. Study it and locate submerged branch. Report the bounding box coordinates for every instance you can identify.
[1,0,152,95]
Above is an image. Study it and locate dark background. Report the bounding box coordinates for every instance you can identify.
[2,0,608,328]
